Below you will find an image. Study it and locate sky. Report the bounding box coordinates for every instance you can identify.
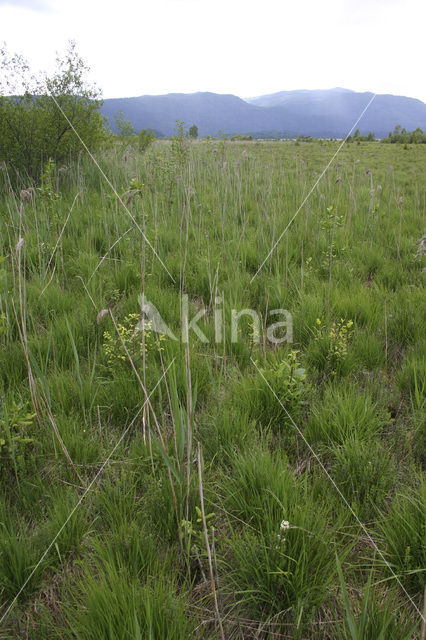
[1,0,425,103]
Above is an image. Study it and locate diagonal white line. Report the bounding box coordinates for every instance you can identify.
[46,90,175,283]
[0,359,175,628]
[87,226,133,283]
[250,93,377,283]
[250,357,425,622]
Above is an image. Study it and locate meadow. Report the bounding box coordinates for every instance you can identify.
[0,137,424,638]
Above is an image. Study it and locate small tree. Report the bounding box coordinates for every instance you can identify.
[189,124,198,139]
[137,129,156,153]
[113,110,134,138]
[171,120,189,171]
[410,127,425,144]
[0,41,105,183]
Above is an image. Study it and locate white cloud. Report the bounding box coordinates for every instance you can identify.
[0,0,50,10]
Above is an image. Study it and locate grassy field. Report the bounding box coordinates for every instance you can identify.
[0,138,425,638]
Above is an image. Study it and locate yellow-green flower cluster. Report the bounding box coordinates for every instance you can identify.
[103,313,164,367]
[316,317,354,375]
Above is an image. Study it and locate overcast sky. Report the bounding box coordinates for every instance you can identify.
[1,0,425,102]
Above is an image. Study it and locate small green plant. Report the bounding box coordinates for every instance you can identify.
[37,158,60,220]
[137,128,155,153]
[181,505,215,558]
[336,553,401,640]
[170,120,189,173]
[113,110,134,139]
[235,350,306,445]
[105,288,121,306]
[0,400,36,477]
[223,446,296,530]
[247,315,261,356]
[315,317,354,376]
[103,313,164,367]
[320,206,344,234]
[304,255,313,274]
[258,350,306,409]
[125,177,145,209]
[129,177,144,192]
[320,205,346,275]
[335,555,418,640]
[322,243,347,269]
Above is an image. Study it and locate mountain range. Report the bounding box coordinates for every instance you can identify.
[100,87,426,138]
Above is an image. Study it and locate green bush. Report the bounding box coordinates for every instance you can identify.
[0,42,105,183]
[236,350,307,436]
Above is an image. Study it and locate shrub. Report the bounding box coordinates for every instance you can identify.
[314,317,354,377]
[137,128,156,152]
[103,314,164,368]
[236,350,307,436]
[0,41,105,183]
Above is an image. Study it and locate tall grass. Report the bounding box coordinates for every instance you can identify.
[0,139,424,637]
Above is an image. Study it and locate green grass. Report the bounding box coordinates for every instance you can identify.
[0,138,424,638]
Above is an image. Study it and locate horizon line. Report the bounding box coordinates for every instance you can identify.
[100,87,426,104]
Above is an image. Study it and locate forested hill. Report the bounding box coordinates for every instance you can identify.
[101,87,426,137]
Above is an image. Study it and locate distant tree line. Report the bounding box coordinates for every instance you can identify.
[346,129,376,143]
[231,134,253,141]
[383,125,426,144]
[346,126,426,144]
